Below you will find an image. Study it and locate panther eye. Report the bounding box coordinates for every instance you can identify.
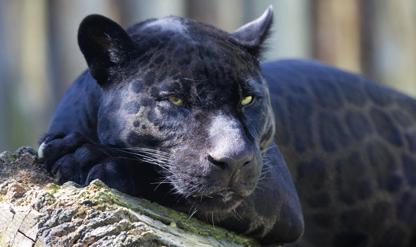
[168,95,184,106]
[240,95,254,106]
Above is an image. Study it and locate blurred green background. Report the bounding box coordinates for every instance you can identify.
[0,0,415,150]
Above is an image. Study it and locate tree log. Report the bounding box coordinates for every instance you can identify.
[0,147,259,247]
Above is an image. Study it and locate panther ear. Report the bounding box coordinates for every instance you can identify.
[78,14,135,86]
[231,6,273,57]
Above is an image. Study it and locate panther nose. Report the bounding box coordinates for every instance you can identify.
[207,149,253,172]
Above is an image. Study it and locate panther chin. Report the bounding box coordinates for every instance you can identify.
[187,190,247,214]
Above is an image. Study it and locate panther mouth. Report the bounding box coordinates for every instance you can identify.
[188,190,245,213]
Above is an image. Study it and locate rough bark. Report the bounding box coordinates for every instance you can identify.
[0,147,259,247]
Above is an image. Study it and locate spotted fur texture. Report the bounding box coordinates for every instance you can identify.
[39,8,416,247]
[263,60,416,247]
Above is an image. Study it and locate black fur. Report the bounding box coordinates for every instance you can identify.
[41,9,303,245]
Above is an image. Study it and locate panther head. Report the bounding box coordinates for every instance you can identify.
[77,8,276,215]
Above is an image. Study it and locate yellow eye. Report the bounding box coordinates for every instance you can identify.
[241,95,254,106]
[168,95,183,106]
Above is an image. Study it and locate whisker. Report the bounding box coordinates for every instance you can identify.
[211,212,215,228]
[187,207,198,220]
[151,176,174,191]
[110,148,172,169]
[232,208,242,221]
[120,146,170,155]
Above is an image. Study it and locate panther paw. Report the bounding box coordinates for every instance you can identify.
[85,160,135,194]
[39,132,107,184]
